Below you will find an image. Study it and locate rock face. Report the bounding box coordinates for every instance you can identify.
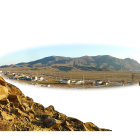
[0,77,9,101]
[0,76,111,131]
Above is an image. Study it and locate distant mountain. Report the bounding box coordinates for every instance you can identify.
[1,55,140,71]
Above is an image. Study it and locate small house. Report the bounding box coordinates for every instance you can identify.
[75,80,84,84]
[12,73,16,76]
[58,79,71,84]
[95,80,103,86]
[32,76,38,81]
[38,77,44,81]
[25,76,32,81]
[102,82,109,86]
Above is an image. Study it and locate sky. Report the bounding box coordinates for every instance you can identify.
[0,44,140,65]
[0,1,140,66]
[0,1,140,139]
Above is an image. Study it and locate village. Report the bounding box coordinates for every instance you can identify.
[0,70,136,88]
[0,70,50,87]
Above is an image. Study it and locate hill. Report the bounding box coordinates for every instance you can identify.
[0,76,110,131]
[1,55,140,71]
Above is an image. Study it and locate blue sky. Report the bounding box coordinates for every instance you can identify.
[0,44,140,65]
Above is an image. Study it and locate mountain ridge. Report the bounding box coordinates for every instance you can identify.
[1,55,140,71]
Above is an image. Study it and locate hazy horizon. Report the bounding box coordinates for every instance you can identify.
[0,44,140,65]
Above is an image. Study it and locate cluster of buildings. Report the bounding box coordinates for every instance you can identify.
[58,79,85,84]
[57,79,109,86]
[91,80,109,86]
[2,70,132,87]
[1,70,110,86]
[2,71,45,82]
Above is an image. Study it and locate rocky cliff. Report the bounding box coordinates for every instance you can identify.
[0,76,110,131]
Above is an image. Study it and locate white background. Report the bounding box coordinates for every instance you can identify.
[0,0,140,139]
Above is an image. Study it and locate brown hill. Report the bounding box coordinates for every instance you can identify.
[0,76,110,131]
[2,55,139,71]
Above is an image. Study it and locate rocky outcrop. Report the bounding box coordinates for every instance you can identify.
[0,77,9,101]
[0,76,111,131]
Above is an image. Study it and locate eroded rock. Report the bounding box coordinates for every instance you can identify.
[0,85,8,101]
[0,76,111,131]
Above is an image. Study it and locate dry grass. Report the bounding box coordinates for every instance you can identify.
[1,66,140,88]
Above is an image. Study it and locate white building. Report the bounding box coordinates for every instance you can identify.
[47,84,51,87]
[58,79,71,84]
[102,82,109,86]
[38,77,44,81]
[12,73,16,76]
[32,76,38,81]
[75,80,84,84]
[95,80,103,86]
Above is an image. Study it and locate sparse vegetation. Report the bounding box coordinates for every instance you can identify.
[1,55,140,88]
[1,66,140,88]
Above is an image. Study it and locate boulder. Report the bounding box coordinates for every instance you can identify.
[0,77,8,101]
[1,111,15,121]
[84,122,101,131]
[0,77,7,86]
[0,85,8,101]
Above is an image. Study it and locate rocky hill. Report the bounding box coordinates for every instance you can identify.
[2,55,140,71]
[0,76,110,131]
